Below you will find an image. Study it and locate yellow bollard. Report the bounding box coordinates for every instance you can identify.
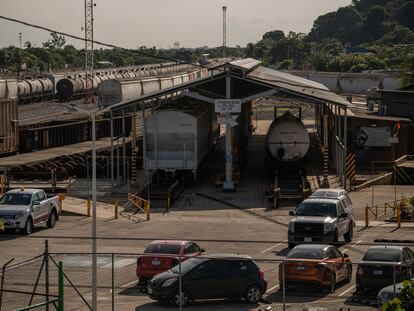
[146,201,151,221]
[0,175,4,195]
[365,205,369,228]
[87,198,91,217]
[68,177,72,194]
[397,207,401,228]
[58,194,65,215]
[114,200,119,219]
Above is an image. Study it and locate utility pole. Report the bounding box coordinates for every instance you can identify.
[84,0,95,104]
[222,6,227,58]
[17,32,22,81]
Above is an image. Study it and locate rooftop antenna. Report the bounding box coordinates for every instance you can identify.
[222,6,227,58]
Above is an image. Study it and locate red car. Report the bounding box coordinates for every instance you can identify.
[136,240,205,288]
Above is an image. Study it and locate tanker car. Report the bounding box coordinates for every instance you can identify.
[266,111,310,203]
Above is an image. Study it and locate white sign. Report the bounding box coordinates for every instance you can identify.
[217,114,238,127]
[356,127,391,148]
[215,99,241,113]
[389,137,399,144]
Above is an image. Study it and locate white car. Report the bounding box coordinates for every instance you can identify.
[0,188,60,235]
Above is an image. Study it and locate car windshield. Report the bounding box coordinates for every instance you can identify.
[144,243,181,254]
[171,257,206,274]
[287,248,327,259]
[295,202,337,217]
[363,249,402,262]
[0,193,32,206]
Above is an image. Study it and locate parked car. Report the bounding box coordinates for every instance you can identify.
[356,246,414,293]
[288,188,355,248]
[377,281,406,307]
[136,240,205,288]
[147,254,267,306]
[0,188,59,235]
[279,244,352,292]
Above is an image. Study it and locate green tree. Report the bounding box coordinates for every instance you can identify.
[382,280,414,310]
[42,32,66,50]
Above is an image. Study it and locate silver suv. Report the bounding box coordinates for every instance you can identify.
[288,188,354,248]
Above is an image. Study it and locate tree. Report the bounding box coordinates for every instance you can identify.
[366,6,388,25]
[42,32,66,50]
[24,41,32,49]
[395,1,414,31]
[382,280,414,310]
[262,30,285,42]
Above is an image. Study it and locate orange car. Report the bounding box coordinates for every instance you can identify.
[279,244,352,292]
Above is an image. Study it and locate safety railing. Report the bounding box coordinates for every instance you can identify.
[365,199,402,228]
[128,192,151,220]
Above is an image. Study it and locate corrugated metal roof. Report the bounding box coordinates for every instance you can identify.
[229,58,262,72]
[246,66,354,108]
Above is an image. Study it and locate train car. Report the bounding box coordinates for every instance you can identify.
[0,80,18,155]
[97,79,142,107]
[266,111,310,163]
[266,111,311,202]
[144,99,219,179]
[56,77,83,101]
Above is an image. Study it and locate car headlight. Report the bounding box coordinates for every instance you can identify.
[288,222,294,233]
[13,212,25,219]
[162,278,178,287]
[324,223,335,234]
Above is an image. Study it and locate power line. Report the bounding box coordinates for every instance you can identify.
[0,14,203,68]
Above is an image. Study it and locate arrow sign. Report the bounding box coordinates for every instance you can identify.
[217,115,238,127]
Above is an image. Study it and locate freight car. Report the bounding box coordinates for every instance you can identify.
[266,111,310,202]
[0,62,197,104]
[97,68,208,107]
[266,111,310,162]
[143,99,219,180]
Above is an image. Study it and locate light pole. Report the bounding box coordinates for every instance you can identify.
[66,105,97,309]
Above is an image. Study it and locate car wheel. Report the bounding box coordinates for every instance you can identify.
[23,217,33,235]
[245,285,262,303]
[47,210,57,228]
[329,272,336,293]
[333,230,339,243]
[344,224,353,242]
[173,291,189,307]
[346,266,352,283]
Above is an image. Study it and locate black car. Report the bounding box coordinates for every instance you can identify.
[356,245,414,293]
[147,254,267,306]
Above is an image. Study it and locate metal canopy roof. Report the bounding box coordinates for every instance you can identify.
[246,66,353,108]
[102,58,354,113]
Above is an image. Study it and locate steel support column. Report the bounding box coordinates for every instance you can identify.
[122,109,126,180]
[223,74,235,191]
[110,111,114,189]
[343,107,348,190]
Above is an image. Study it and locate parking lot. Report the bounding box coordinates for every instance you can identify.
[1,187,413,311]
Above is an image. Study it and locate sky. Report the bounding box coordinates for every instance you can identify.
[0,0,351,49]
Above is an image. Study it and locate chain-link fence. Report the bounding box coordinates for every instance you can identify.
[2,247,410,310]
[0,249,64,311]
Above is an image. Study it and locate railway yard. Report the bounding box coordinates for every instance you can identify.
[1,58,414,310]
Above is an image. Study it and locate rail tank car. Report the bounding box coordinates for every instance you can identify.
[266,111,310,162]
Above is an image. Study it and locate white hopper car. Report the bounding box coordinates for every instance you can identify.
[266,111,310,162]
[97,68,208,107]
[144,100,219,178]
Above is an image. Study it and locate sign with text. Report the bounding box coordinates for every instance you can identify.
[217,114,238,127]
[214,99,241,113]
[356,127,391,149]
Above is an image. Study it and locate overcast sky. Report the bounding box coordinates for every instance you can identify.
[0,0,351,49]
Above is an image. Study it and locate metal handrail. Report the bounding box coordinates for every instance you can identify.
[127,193,150,220]
[365,199,402,228]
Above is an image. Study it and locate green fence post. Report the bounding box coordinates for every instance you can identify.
[58,261,64,311]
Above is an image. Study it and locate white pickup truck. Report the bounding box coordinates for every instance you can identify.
[0,189,60,235]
